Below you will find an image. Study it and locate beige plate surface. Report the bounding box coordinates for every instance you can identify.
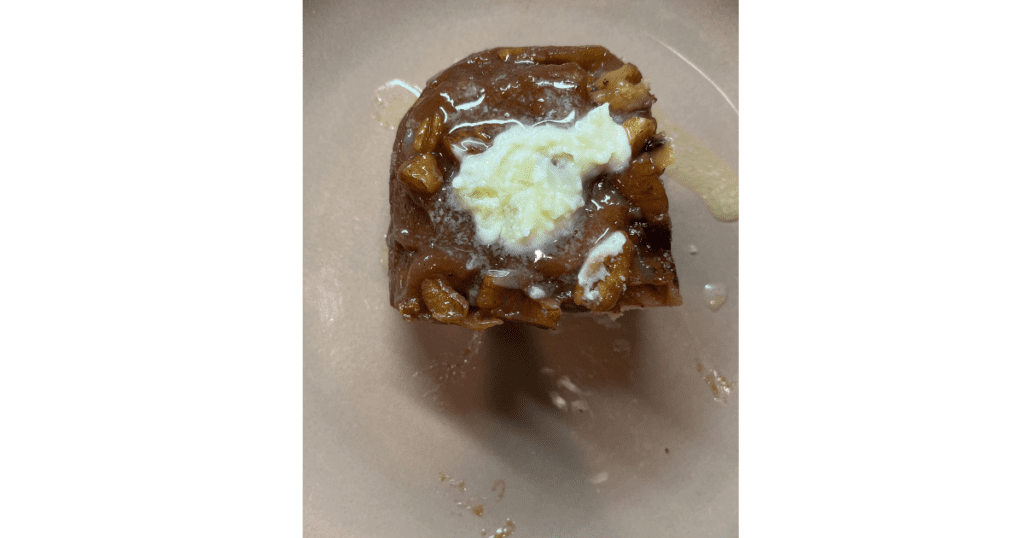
[304,0,737,535]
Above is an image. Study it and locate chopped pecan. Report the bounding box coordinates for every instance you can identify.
[475,273,508,309]
[621,116,656,156]
[613,154,670,220]
[459,309,504,331]
[421,277,469,323]
[413,111,444,154]
[648,137,674,174]
[443,124,496,158]
[497,47,527,61]
[618,283,683,308]
[491,292,562,329]
[398,153,443,195]
[397,296,422,318]
[473,273,561,329]
[573,234,635,312]
[593,80,655,113]
[591,64,655,113]
[592,63,641,89]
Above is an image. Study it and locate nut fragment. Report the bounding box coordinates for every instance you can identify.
[621,117,656,156]
[573,234,635,312]
[397,296,422,318]
[415,277,504,329]
[460,309,504,331]
[398,153,443,195]
[648,138,674,174]
[593,80,655,113]
[613,154,670,220]
[618,283,683,308]
[475,274,508,309]
[491,292,562,329]
[474,273,560,329]
[443,125,496,158]
[497,47,527,61]
[421,277,469,323]
[591,64,654,113]
[413,111,444,154]
[592,63,642,89]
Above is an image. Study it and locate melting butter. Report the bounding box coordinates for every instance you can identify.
[576,231,627,303]
[450,103,631,253]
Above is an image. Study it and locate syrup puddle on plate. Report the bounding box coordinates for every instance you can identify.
[653,109,738,222]
[372,78,421,129]
[697,362,735,404]
[703,282,728,311]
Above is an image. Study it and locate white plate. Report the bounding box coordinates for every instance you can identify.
[304,1,737,535]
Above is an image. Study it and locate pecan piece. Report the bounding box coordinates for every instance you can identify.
[591,64,655,113]
[459,309,504,331]
[398,153,443,195]
[397,296,422,319]
[421,277,469,324]
[413,111,445,154]
[621,116,656,156]
[475,273,509,310]
[491,293,562,330]
[573,232,636,312]
[613,153,670,220]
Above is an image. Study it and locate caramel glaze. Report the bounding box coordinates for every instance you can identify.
[387,46,682,329]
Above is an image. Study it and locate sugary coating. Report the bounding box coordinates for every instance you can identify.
[387,46,682,330]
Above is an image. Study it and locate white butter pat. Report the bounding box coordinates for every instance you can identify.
[577,231,627,303]
[450,103,631,253]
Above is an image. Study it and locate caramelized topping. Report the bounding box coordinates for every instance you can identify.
[386,46,683,329]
